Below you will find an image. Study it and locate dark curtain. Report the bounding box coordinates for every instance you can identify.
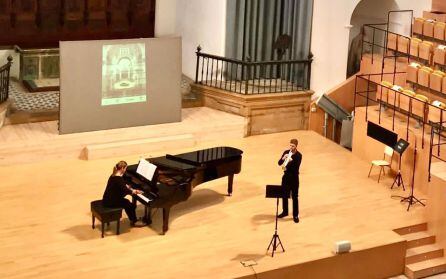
[225,0,313,62]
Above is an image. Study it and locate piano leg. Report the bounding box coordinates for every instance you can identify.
[143,206,152,225]
[227,174,234,196]
[162,208,170,235]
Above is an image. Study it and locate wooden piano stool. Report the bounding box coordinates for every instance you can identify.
[90,200,123,238]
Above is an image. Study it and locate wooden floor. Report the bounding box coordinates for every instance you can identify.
[0,107,245,165]
[0,130,426,278]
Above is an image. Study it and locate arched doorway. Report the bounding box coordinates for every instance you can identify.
[346,0,399,77]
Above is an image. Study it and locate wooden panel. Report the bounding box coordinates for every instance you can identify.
[39,0,62,32]
[108,0,130,33]
[85,134,196,160]
[433,0,446,13]
[0,0,156,47]
[192,84,313,136]
[427,167,446,256]
[63,0,85,36]
[130,0,155,33]
[0,0,12,31]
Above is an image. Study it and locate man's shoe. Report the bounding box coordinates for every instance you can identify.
[278,212,288,218]
[293,216,300,223]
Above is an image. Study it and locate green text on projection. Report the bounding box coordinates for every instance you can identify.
[101,43,147,106]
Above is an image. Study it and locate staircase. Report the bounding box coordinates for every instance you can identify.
[394,223,446,278]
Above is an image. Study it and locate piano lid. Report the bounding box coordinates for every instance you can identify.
[166,147,243,166]
[148,156,198,171]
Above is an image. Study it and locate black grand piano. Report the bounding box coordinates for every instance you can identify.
[124,146,243,234]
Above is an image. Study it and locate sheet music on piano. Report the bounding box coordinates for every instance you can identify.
[136,158,157,181]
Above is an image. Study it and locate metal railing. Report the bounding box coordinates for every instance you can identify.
[195,46,312,94]
[0,56,12,104]
[354,72,446,180]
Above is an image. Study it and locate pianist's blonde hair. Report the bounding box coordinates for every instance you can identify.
[113,161,128,176]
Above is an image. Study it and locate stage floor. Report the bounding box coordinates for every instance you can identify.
[0,130,425,278]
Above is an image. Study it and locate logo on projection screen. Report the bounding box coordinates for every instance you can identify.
[101,43,147,106]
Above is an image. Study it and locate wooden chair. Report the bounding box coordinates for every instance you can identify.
[430,70,445,92]
[434,46,446,65]
[91,200,123,238]
[407,62,421,84]
[413,18,425,34]
[400,89,416,112]
[389,84,403,107]
[423,19,435,38]
[378,80,393,104]
[387,33,397,51]
[397,36,410,54]
[412,94,429,121]
[418,66,434,88]
[429,100,446,127]
[410,38,422,58]
[419,41,434,62]
[434,22,446,40]
[368,146,394,183]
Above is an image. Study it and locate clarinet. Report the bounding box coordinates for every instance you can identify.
[282,150,293,171]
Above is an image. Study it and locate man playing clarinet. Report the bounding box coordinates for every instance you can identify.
[278,138,302,223]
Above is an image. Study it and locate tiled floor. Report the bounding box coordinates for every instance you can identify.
[8,81,59,112]
[8,75,194,113]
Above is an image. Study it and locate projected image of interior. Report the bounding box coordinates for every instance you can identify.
[101,43,147,106]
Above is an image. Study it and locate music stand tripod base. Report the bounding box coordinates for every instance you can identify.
[265,185,286,257]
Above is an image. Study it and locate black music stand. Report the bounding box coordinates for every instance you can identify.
[265,185,285,257]
[395,136,426,211]
[391,139,409,190]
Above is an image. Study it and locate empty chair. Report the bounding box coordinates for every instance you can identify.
[423,19,435,37]
[410,38,422,57]
[397,36,410,54]
[419,41,434,62]
[418,66,434,88]
[434,22,446,40]
[377,80,393,104]
[412,94,429,120]
[442,76,446,94]
[389,84,403,107]
[368,146,394,183]
[399,89,416,112]
[430,70,445,92]
[429,100,446,127]
[413,18,425,34]
[387,33,398,51]
[434,45,446,65]
[407,62,421,84]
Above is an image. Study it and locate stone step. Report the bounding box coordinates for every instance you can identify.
[406,244,444,265]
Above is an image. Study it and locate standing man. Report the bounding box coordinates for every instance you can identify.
[278,138,302,223]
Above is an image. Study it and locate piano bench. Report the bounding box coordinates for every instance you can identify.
[90,200,123,238]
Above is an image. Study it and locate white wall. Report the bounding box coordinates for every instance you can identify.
[175,0,227,79]
[311,0,431,100]
[155,0,177,36]
[0,50,19,79]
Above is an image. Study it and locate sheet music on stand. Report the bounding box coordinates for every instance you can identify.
[135,159,157,203]
[136,158,157,181]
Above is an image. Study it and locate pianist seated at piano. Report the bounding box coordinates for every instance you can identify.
[102,161,145,227]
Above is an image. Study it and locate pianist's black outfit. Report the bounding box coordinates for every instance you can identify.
[103,176,137,223]
[278,150,302,220]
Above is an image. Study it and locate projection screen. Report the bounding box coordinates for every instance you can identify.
[59,37,181,134]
